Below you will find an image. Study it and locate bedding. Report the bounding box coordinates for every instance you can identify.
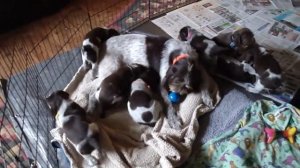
[186,100,300,167]
[50,63,220,167]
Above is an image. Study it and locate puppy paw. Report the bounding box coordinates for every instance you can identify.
[83,62,92,71]
[86,156,98,166]
[246,86,260,93]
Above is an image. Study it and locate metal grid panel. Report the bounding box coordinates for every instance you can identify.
[0,0,199,167]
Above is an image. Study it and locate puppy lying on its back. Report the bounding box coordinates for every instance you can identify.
[81,27,119,71]
[46,90,100,166]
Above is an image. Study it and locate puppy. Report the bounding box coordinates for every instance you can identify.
[45,90,100,166]
[212,27,282,93]
[87,29,208,129]
[213,27,257,63]
[181,26,283,93]
[179,26,235,71]
[81,27,119,71]
[161,51,204,128]
[213,27,256,51]
[127,78,162,126]
[87,64,160,118]
[244,48,282,93]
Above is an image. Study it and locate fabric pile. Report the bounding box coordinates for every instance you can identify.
[187,100,300,167]
[51,65,221,167]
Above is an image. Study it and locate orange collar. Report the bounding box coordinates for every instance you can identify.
[172,54,188,65]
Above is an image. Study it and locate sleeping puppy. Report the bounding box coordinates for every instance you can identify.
[45,90,100,166]
[178,26,235,71]
[217,46,282,93]
[87,64,159,118]
[161,50,205,128]
[243,48,282,93]
[127,78,162,126]
[81,27,119,71]
[213,27,257,63]
[180,26,282,93]
[88,30,206,129]
[214,27,282,93]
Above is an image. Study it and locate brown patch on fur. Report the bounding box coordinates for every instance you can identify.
[141,111,153,122]
[129,91,152,110]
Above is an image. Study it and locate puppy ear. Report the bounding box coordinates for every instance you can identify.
[190,36,207,51]
[57,90,69,99]
[108,29,120,36]
[178,26,190,41]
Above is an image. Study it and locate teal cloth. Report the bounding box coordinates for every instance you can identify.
[187,100,300,168]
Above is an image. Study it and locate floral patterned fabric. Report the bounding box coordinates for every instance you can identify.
[187,100,300,168]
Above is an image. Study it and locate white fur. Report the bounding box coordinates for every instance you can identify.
[92,34,199,89]
[128,102,161,124]
[56,99,71,128]
[241,61,257,76]
[259,46,267,55]
[93,34,148,81]
[266,69,281,79]
[127,79,161,124]
[203,39,216,56]
[247,79,264,93]
[82,39,99,69]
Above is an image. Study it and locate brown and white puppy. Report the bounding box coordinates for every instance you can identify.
[87,64,160,118]
[214,28,282,93]
[161,49,205,129]
[181,26,282,93]
[81,27,119,71]
[127,78,162,126]
[179,26,234,70]
[88,29,206,129]
[242,48,282,93]
[45,90,100,166]
[213,27,256,63]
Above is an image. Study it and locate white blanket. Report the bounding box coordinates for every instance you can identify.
[50,64,221,168]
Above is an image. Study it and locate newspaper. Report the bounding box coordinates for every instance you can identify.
[241,0,277,10]
[152,0,300,103]
[274,10,300,31]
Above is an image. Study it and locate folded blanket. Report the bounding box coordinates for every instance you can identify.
[50,65,220,168]
[187,100,300,168]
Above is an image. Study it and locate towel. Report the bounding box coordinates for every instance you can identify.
[50,63,221,168]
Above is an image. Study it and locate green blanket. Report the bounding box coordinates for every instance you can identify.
[188,100,300,168]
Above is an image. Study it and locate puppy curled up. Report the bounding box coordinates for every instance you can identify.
[45,90,101,166]
[213,27,257,63]
[87,64,162,119]
[127,78,163,126]
[81,27,119,71]
[213,27,283,93]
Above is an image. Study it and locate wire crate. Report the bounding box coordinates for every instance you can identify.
[0,0,197,167]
